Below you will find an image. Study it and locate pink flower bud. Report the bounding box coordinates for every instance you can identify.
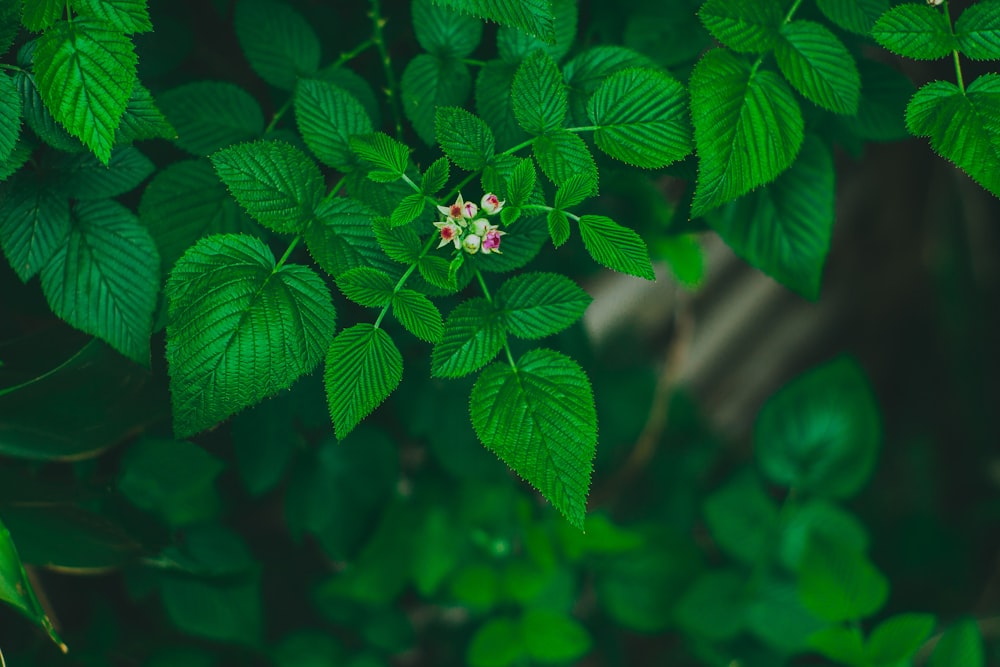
[462,201,478,219]
[481,193,504,215]
[481,229,505,254]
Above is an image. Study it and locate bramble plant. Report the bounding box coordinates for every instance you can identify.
[0,0,997,665]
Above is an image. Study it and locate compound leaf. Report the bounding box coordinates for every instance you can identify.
[166,234,337,437]
[470,348,597,529]
[392,288,444,343]
[431,297,505,378]
[533,130,598,188]
[33,18,137,164]
[689,49,803,216]
[41,199,158,364]
[336,266,395,308]
[956,0,1000,61]
[496,272,591,339]
[578,214,654,280]
[235,0,320,90]
[211,140,324,234]
[587,67,692,169]
[324,324,403,439]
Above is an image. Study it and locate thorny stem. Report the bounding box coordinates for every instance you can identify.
[475,270,517,369]
[369,0,404,140]
[944,2,966,94]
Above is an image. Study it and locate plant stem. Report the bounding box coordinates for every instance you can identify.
[273,236,301,271]
[944,2,966,94]
[475,270,517,369]
[373,234,438,328]
[369,0,404,140]
[0,340,98,399]
[264,98,292,134]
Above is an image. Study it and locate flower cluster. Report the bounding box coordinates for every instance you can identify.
[434,193,506,255]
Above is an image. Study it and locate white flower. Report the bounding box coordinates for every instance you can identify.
[437,193,467,223]
[481,193,504,215]
[462,233,482,254]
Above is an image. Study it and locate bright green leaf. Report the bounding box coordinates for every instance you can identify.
[211,140,324,234]
[708,134,834,299]
[375,216,423,264]
[159,81,263,156]
[533,130,598,187]
[324,324,403,440]
[775,21,860,115]
[431,297,505,377]
[698,0,783,53]
[336,266,395,307]
[907,75,1000,203]
[115,81,176,144]
[391,193,426,228]
[392,289,444,343]
[930,619,984,667]
[0,516,64,649]
[497,0,576,63]
[808,625,867,666]
[547,209,569,247]
[554,172,597,210]
[957,1,1000,60]
[422,157,450,195]
[496,272,591,339]
[166,234,337,437]
[866,613,936,666]
[798,535,889,622]
[470,348,597,529]
[563,45,656,126]
[755,355,881,498]
[41,200,158,364]
[306,197,393,278]
[295,78,373,171]
[511,50,566,135]
[33,18,137,164]
[22,0,61,31]
[350,132,410,178]
[402,54,472,145]
[588,67,692,169]
[436,106,496,171]
[432,0,554,43]
[235,0,320,90]
[505,156,536,206]
[578,214,655,280]
[779,500,869,571]
[872,3,956,60]
[71,0,152,33]
[689,49,803,216]
[816,0,888,35]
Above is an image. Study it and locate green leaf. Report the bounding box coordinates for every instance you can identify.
[295,78,373,172]
[166,234,337,437]
[468,618,524,667]
[866,613,936,666]
[563,45,656,126]
[0,73,21,165]
[816,0,888,36]
[431,297,505,377]
[496,272,591,339]
[0,0,18,56]
[808,625,867,666]
[0,172,70,282]
[418,254,457,290]
[0,139,31,183]
[547,209,569,247]
[906,75,1000,199]
[436,106,496,171]
[336,266,395,307]
[17,68,85,152]
[674,570,747,641]
[115,81,176,144]
[840,59,914,142]
[521,608,591,663]
[392,289,444,343]
[532,130,598,187]
[431,0,555,43]
[211,140,324,234]
[476,60,528,150]
[872,3,955,60]
[588,67,693,169]
[779,500,869,571]
[422,157,450,195]
[139,158,252,275]
[391,193,426,228]
[159,81,264,156]
[957,1,1000,60]
[775,21,860,115]
[33,18,137,164]
[375,216,422,264]
[324,324,403,440]
[698,0,783,53]
[689,49,803,216]
[350,132,410,178]
[21,0,61,31]
[511,50,567,135]
[497,0,576,63]
[578,214,654,280]
[49,146,154,200]
[305,197,389,278]
[235,0,320,90]
[798,535,888,622]
[71,0,152,33]
[747,579,825,652]
[162,575,262,647]
[554,172,597,209]
[402,54,472,145]
[930,619,984,667]
[703,472,779,565]
[0,516,64,649]
[506,156,536,206]
[118,438,225,525]
[41,200,158,364]
[755,356,881,498]
[707,134,834,299]
[471,348,596,529]
[414,0,483,59]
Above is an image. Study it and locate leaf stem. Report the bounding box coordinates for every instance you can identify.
[264,98,293,134]
[274,235,301,271]
[475,269,517,369]
[461,58,488,67]
[368,0,404,140]
[333,38,376,70]
[944,2,966,94]
[521,204,580,221]
[373,234,438,328]
[444,137,536,201]
[0,340,98,399]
